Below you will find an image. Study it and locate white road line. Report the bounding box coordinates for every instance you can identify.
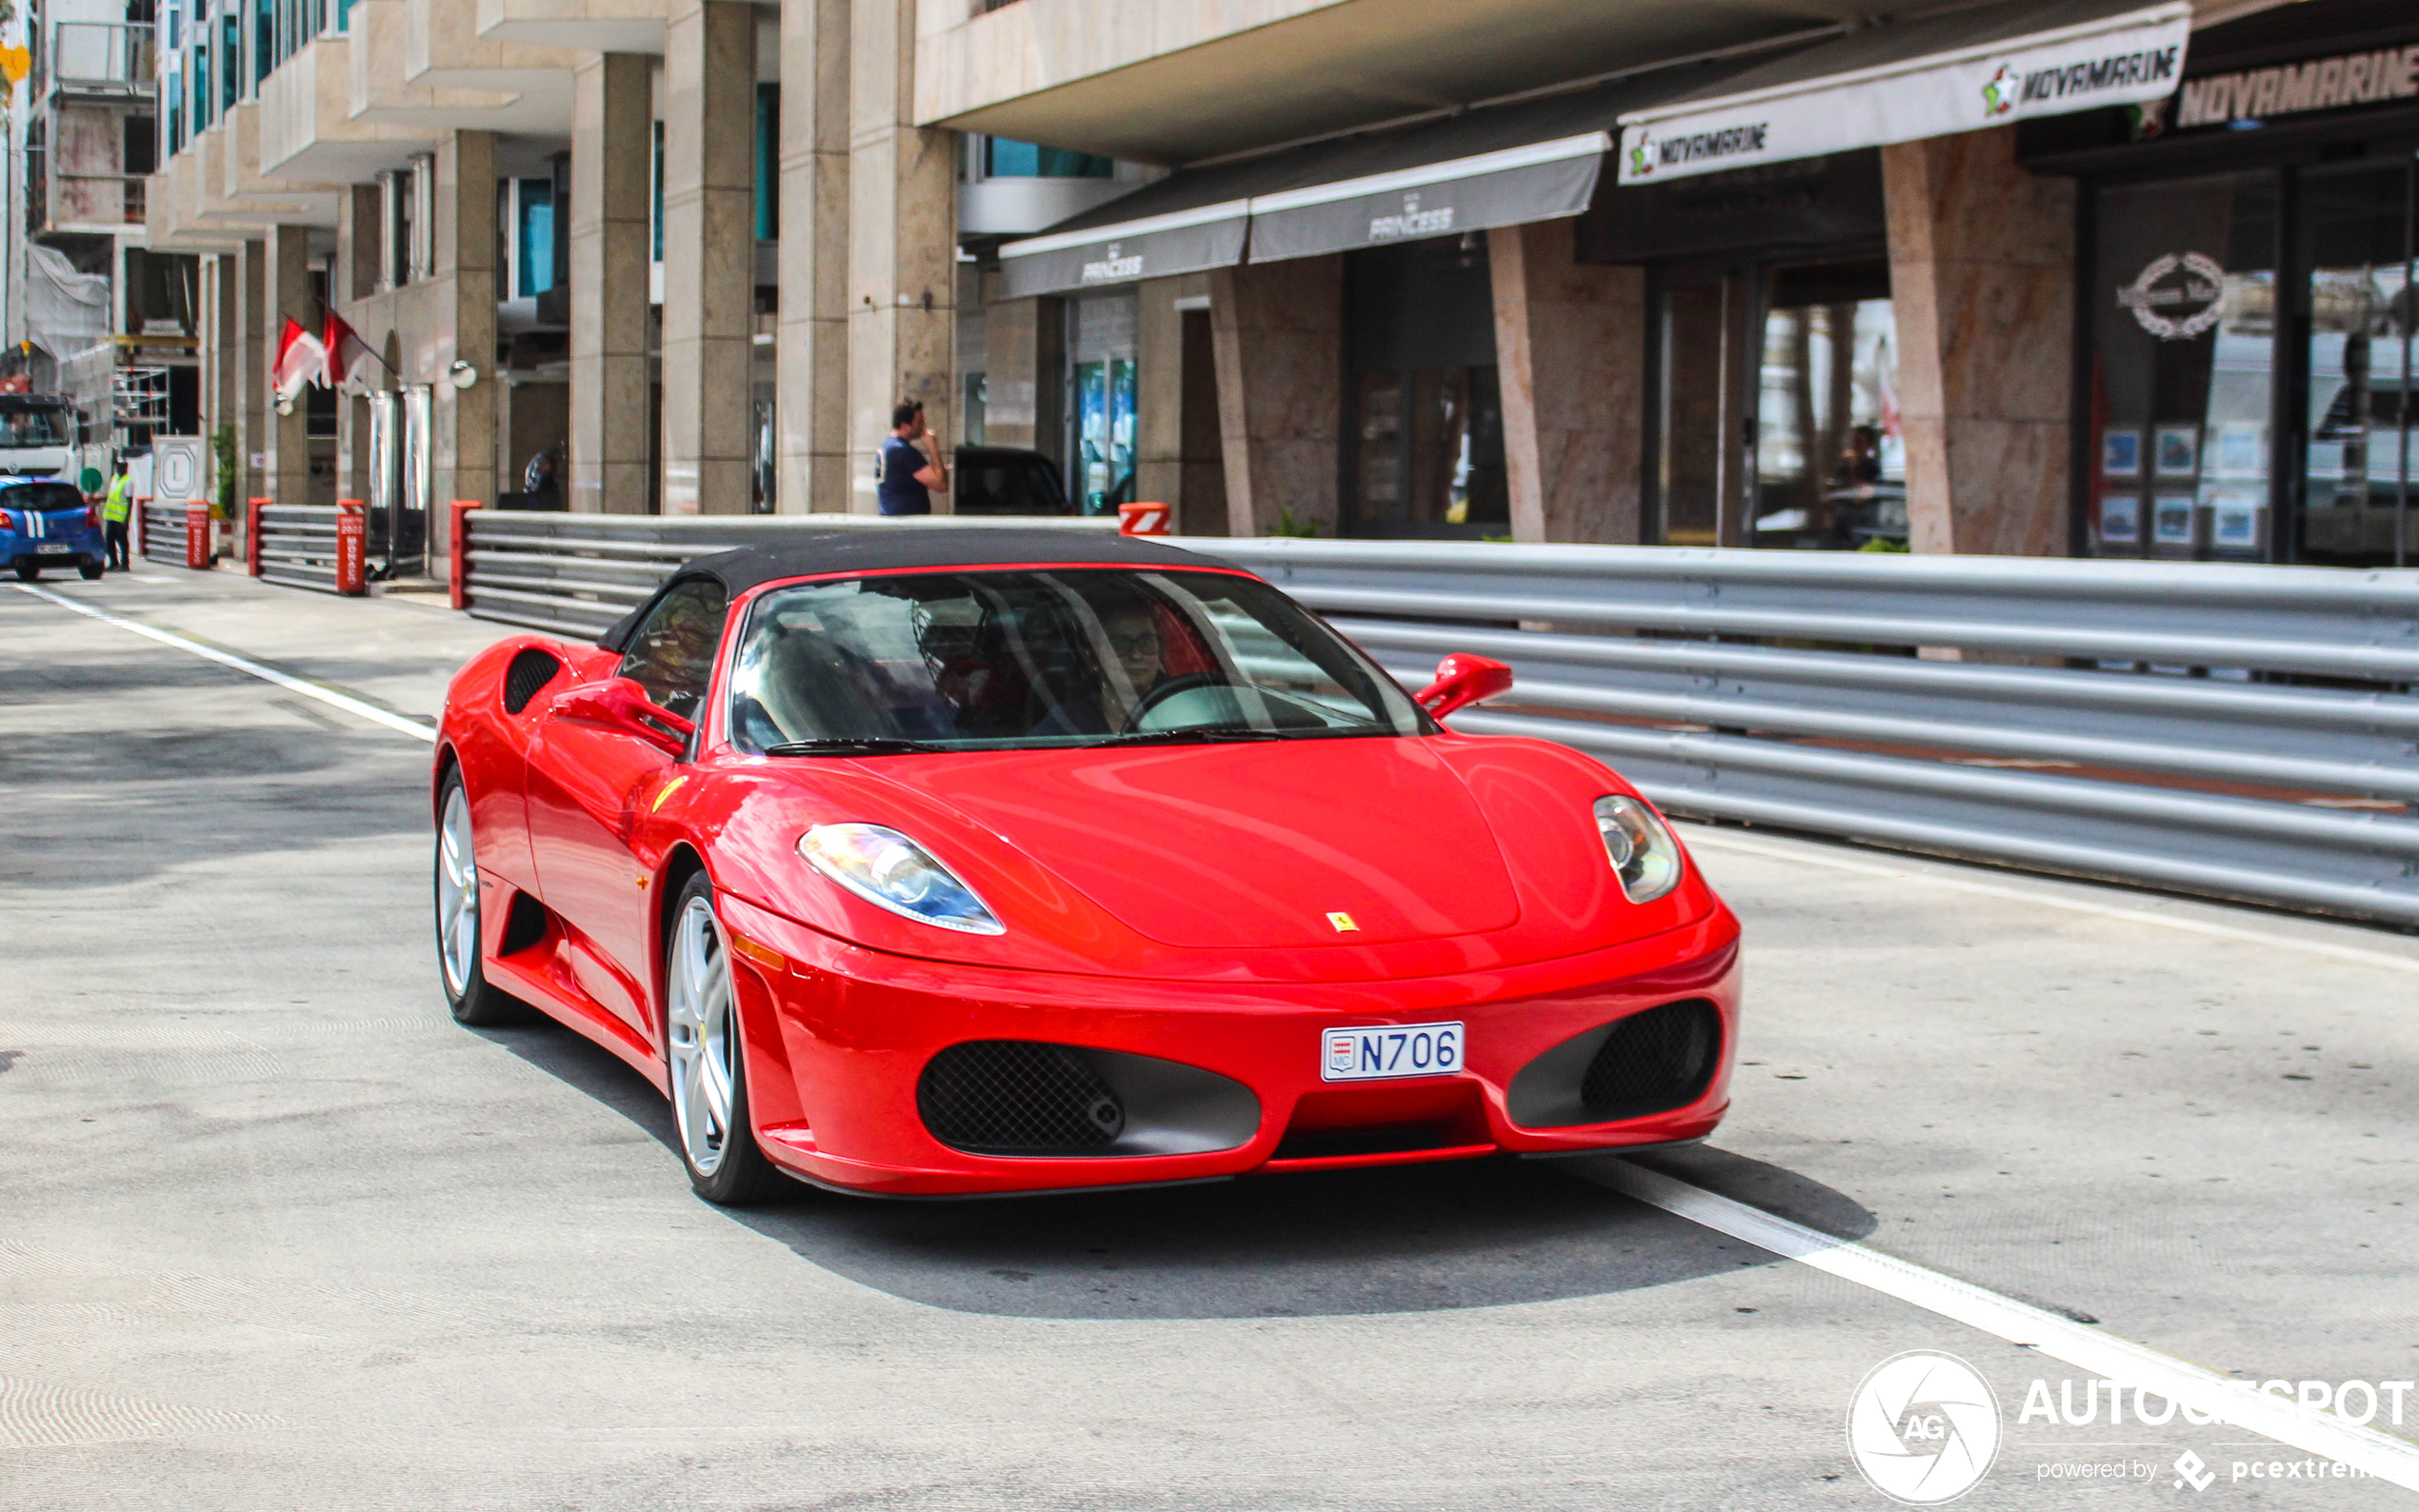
[10,583,438,745]
[1587,1159,2419,1489]
[1680,826,2419,975]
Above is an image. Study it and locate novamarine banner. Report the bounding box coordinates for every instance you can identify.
[1615,2,2191,185]
[998,201,1249,300]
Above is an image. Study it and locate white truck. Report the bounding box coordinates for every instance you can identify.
[0,394,87,483]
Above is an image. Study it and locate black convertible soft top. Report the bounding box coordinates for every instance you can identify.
[597,526,1239,652]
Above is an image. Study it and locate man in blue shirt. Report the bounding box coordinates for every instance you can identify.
[876,398,950,515]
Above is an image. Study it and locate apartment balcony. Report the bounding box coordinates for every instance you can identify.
[914,0,1881,164]
[472,0,682,57]
[261,33,436,185]
[45,21,156,102]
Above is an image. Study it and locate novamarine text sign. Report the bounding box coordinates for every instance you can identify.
[1617,7,2191,184]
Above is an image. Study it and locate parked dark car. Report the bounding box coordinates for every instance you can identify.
[952,446,1074,516]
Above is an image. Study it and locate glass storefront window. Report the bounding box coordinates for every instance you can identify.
[1068,294,1136,516]
[515,179,554,298]
[2089,170,2279,560]
[1751,261,1901,549]
[2297,161,2414,567]
[1343,238,1508,537]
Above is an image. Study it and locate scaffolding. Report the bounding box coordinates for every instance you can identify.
[112,365,173,436]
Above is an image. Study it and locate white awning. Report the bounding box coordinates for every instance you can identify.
[997,201,1251,300]
[1245,132,1610,264]
[1614,0,2193,186]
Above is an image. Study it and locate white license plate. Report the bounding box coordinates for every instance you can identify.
[36,545,73,555]
[1322,1021,1463,1083]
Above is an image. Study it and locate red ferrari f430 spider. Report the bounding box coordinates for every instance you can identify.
[432,529,1740,1202]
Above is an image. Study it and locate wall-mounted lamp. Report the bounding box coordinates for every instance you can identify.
[448,359,479,390]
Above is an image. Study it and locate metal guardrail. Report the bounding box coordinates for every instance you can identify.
[460,511,1118,640]
[254,504,343,593]
[457,516,2419,927]
[138,500,187,567]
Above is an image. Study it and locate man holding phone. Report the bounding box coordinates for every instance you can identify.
[876,398,950,516]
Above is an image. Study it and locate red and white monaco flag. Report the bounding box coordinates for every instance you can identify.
[323,310,373,392]
[270,316,326,404]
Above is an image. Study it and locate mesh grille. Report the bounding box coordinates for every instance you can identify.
[502,647,563,714]
[1579,999,1721,1121]
[918,1041,1127,1155]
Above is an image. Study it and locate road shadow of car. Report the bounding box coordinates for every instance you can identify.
[492,1010,1878,1323]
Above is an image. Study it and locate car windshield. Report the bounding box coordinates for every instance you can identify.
[0,408,71,448]
[728,567,1429,753]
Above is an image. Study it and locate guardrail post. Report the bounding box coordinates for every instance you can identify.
[449,499,480,609]
[335,499,367,595]
[183,500,210,570]
[247,497,268,577]
[1118,501,1171,536]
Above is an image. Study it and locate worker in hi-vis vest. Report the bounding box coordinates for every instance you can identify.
[101,460,130,572]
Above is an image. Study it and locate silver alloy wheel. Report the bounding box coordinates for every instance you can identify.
[667,893,738,1177]
[436,784,479,998]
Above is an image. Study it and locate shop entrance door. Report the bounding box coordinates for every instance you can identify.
[2297,158,2414,568]
[1067,294,1136,516]
[1649,257,1897,548]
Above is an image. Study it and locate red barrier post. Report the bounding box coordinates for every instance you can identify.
[335,499,367,595]
[184,502,211,570]
[247,497,268,576]
[449,499,480,609]
[1117,501,1171,536]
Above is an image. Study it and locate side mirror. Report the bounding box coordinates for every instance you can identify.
[1413,653,1513,722]
[548,677,694,756]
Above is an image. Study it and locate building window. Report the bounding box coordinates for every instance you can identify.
[754,84,777,241]
[1343,237,1508,538]
[983,137,1112,180]
[516,178,554,297]
[651,120,664,263]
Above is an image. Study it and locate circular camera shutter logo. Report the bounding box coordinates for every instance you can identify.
[1846,1351,2000,1504]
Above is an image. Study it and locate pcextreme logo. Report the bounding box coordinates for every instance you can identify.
[1847,1351,2001,1504]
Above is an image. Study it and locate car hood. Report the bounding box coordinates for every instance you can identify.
[878,737,1522,949]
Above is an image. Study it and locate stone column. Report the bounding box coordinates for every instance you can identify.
[235,239,269,507]
[848,0,955,512]
[335,185,379,502]
[206,254,240,479]
[1884,125,2074,557]
[1489,222,1646,544]
[777,0,850,513]
[569,53,654,515]
[264,226,312,507]
[981,294,1059,458]
[1133,276,1184,513]
[433,129,499,560]
[660,3,757,515]
[1208,255,1342,537]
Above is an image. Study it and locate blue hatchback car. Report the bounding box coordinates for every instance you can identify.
[2,479,104,582]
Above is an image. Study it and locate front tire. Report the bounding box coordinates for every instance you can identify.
[436,770,525,1026]
[665,871,782,1205]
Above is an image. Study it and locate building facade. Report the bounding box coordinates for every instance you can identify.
[130,0,2415,572]
[10,0,198,455]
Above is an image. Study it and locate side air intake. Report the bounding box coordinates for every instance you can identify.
[502,647,564,714]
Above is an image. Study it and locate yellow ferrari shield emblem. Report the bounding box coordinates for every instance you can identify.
[1326,911,1359,933]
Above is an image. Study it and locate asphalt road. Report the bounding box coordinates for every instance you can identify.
[4,567,2415,1511]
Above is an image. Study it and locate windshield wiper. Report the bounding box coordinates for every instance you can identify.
[762,737,944,757]
[1095,725,1300,746]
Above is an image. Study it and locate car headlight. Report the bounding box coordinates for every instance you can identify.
[1594,795,1683,904]
[797,824,1004,935]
